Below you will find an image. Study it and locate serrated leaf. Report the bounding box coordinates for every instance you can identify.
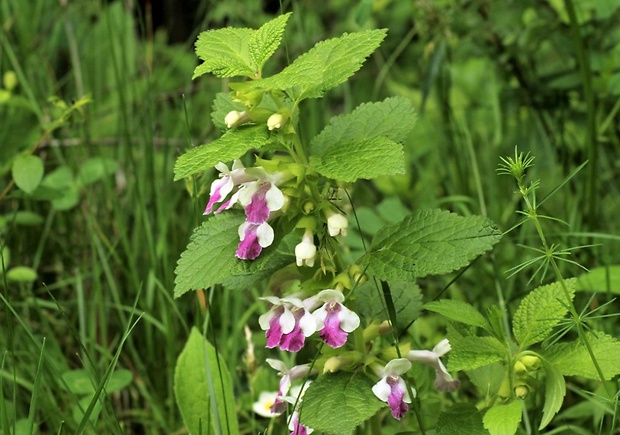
[174,328,238,435]
[211,92,245,131]
[356,281,422,330]
[245,29,387,99]
[12,155,44,194]
[542,332,620,380]
[360,209,502,281]
[483,400,522,435]
[173,127,269,181]
[436,404,488,435]
[310,97,417,156]
[310,136,405,182]
[174,212,295,297]
[448,336,507,372]
[301,372,383,435]
[248,13,291,74]
[512,279,576,349]
[193,27,255,79]
[424,299,491,332]
[539,359,565,430]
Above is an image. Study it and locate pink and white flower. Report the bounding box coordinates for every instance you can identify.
[203,160,249,215]
[236,222,274,260]
[406,339,460,393]
[265,359,314,414]
[312,289,360,348]
[288,410,313,435]
[238,177,285,224]
[259,297,317,352]
[372,358,414,420]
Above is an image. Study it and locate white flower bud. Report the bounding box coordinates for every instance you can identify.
[224,110,248,128]
[295,231,316,267]
[326,211,348,237]
[267,113,284,130]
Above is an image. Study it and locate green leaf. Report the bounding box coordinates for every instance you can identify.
[483,400,522,435]
[174,328,238,435]
[360,209,502,281]
[77,157,118,186]
[247,29,387,99]
[211,92,245,131]
[355,281,422,330]
[310,136,404,182]
[512,279,576,349]
[310,97,416,156]
[308,97,416,181]
[12,155,44,194]
[193,27,255,79]
[248,13,291,75]
[301,372,384,434]
[424,299,491,332]
[174,212,295,297]
[577,265,620,294]
[542,332,620,380]
[61,369,132,395]
[448,336,507,372]
[173,126,269,181]
[5,266,37,283]
[539,359,565,430]
[436,404,488,435]
[40,166,80,210]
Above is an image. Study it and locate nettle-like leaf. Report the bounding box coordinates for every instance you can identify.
[539,358,566,430]
[193,13,291,79]
[308,97,416,182]
[542,332,620,380]
[174,328,238,435]
[173,126,269,181]
[211,92,245,131]
[436,404,488,435]
[448,336,507,372]
[174,212,295,298]
[512,279,576,349]
[355,281,422,330]
[242,29,387,100]
[424,299,492,332]
[360,209,502,281]
[483,400,522,435]
[301,372,383,435]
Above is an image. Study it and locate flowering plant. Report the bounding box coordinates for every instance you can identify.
[172,13,505,434]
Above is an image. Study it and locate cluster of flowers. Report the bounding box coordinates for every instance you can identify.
[204,159,286,260]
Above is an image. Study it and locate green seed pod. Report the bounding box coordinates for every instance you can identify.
[520,355,541,371]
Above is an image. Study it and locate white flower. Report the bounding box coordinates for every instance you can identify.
[325,211,348,237]
[252,391,281,417]
[295,230,317,267]
[406,339,460,393]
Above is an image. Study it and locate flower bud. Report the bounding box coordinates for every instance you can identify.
[520,355,541,371]
[267,113,284,130]
[514,384,530,399]
[224,110,249,128]
[513,361,528,376]
[326,211,348,237]
[295,231,316,267]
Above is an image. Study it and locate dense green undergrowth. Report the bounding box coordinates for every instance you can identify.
[1,0,619,434]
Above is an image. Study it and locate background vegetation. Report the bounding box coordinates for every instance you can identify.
[1,0,619,433]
